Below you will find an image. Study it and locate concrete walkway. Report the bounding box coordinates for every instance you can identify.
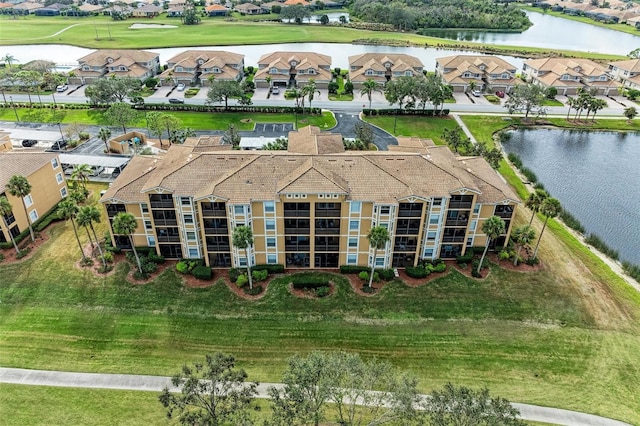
[452,113,478,145]
[0,367,631,426]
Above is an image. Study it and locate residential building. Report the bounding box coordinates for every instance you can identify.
[436,55,520,93]
[234,2,262,14]
[0,131,11,152]
[254,52,332,89]
[522,57,620,95]
[159,50,244,87]
[131,4,163,17]
[0,152,68,246]
[100,127,518,268]
[348,53,424,88]
[69,49,160,85]
[205,4,228,16]
[608,59,640,90]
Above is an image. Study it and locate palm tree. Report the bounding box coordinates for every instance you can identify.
[366,226,390,288]
[0,196,19,253]
[5,175,35,242]
[524,188,548,226]
[71,164,92,191]
[477,216,506,275]
[302,78,320,114]
[1,54,17,69]
[232,225,254,290]
[623,106,637,123]
[533,197,562,259]
[57,199,86,260]
[512,225,536,266]
[565,96,575,121]
[112,212,142,274]
[590,98,607,122]
[77,205,106,269]
[360,78,382,109]
[98,127,112,153]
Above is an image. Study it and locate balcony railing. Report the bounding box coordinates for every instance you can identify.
[445,219,468,227]
[284,210,310,217]
[315,209,341,217]
[285,244,311,251]
[154,219,178,226]
[314,244,340,252]
[394,244,417,252]
[442,236,466,243]
[157,235,181,243]
[398,210,421,217]
[204,227,229,235]
[201,209,226,217]
[448,201,472,209]
[395,228,420,235]
[206,244,230,251]
[150,201,175,209]
[284,227,311,234]
[495,211,513,219]
[315,227,340,235]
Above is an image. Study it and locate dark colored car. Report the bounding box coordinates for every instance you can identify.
[495,91,505,98]
[50,138,67,151]
[22,139,38,147]
[168,98,184,104]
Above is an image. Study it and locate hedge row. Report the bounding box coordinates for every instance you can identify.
[0,203,62,249]
[363,108,450,117]
[252,264,285,274]
[128,104,322,115]
[290,273,330,289]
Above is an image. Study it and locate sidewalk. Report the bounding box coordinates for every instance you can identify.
[0,367,631,426]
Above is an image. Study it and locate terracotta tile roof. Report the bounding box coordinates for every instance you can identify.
[287,126,344,155]
[0,152,59,190]
[255,52,332,82]
[77,49,158,67]
[609,58,640,73]
[349,53,424,83]
[100,156,159,204]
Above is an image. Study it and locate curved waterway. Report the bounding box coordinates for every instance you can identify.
[502,129,640,265]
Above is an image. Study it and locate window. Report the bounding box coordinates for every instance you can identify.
[380,206,390,215]
[181,197,191,205]
[144,220,153,230]
[375,257,384,267]
[265,220,275,230]
[466,237,473,247]
[470,220,477,231]
[188,248,199,258]
[264,201,275,213]
[349,220,358,231]
[473,204,480,214]
[60,187,68,198]
[147,236,156,246]
[433,198,442,206]
[24,194,33,208]
[51,158,59,168]
[427,231,436,241]
[234,205,245,215]
[429,214,439,224]
[350,201,361,213]
[267,254,277,264]
[266,237,276,248]
[28,209,38,222]
[239,257,247,267]
[348,237,358,248]
[424,248,434,258]
[187,231,196,241]
[347,254,357,265]
[184,214,194,224]
[141,203,149,213]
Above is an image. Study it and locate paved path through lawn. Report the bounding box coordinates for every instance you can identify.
[0,367,631,426]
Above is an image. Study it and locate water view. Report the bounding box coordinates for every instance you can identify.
[502,129,640,265]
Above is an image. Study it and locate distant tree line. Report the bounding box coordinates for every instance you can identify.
[350,0,531,31]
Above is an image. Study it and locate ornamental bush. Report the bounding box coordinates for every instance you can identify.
[290,273,330,289]
[236,274,248,288]
[252,269,268,282]
[405,266,429,278]
[176,260,190,274]
[192,265,213,280]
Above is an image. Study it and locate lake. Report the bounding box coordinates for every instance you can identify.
[502,129,640,265]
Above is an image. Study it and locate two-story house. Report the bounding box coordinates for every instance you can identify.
[69,49,160,85]
[254,52,332,89]
[348,53,424,89]
[159,50,245,87]
[608,59,640,90]
[523,58,619,96]
[435,55,520,93]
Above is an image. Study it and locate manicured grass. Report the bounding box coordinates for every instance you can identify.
[521,7,640,37]
[0,15,626,60]
[541,99,564,107]
[364,115,458,143]
[0,107,336,131]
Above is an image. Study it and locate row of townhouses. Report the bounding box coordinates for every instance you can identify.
[99,127,520,269]
[67,49,627,95]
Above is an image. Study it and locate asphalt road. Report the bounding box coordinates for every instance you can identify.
[0,367,631,426]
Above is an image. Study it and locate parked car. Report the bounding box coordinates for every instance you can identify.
[271,86,280,95]
[176,83,186,91]
[49,138,67,151]
[168,98,184,104]
[495,91,505,98]
[21,139,38,147]
[56,84,68,92]
[471,90,482,97]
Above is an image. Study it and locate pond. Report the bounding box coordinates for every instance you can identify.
[501,128,640,265]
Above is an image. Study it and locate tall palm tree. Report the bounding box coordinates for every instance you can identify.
[524,189,548,226]
[77,205,106,269]
[366,226,390,288]
[360,78,382,109]
[303,78,320,114]
[5,174,35,242]
[71,163,92,191]
[112,212,142,274]
[533,197,562,259]
[0,196,19,253]
[57,199,86,260]
[98,127,112,153]
[565,96,575,121]
[512,225,536,266]
[477,215,506,275]
[232,225,254,290]
[590,98,607,122]
[1,53,18,69]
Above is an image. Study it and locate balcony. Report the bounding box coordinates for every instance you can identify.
[204,227,229,235]
[315,208,341,217]
[201,208,226,217]
[442,235,465,243]
[394,243,417,252]
[157,235,181,243]
[445,218,468,227]
[398,210,421,217]
[285,243,311,251]
[284,227,311,234]
[284,209,310,217]
[395,228,420,235]
[150,201,175,209]
[315,244,339,252]
[153,219,178,226]
[448,201,472,209]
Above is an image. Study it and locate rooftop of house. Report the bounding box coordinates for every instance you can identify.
[77,49,159,67]
[0,152,59,190]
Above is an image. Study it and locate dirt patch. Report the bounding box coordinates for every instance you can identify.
[396,268,451,287]
[489,253,545,273]
[0,230,50,264]
[448,260,491,280]
[125,260,174,285]
[180,270,217,289]
[288,281,336,299]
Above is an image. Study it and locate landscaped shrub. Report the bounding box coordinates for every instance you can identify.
[147,253,165,264]
[507,152,522,169]
[229,268,241,282]
[471,269,483,278]
[405,266,429,278]
[622,261,640,282]
[142,261,158,274]
[316,286,330,297]
[520,167,538,183]
[133,270,149,280]
[252,264,284,274]
[236,274,248,288]
[433,263,447,273]
[97,264,113,274]
[358,271,369,281]
[472,257,489,270]
[360,286,375,293]
[498,250,511,261]
[456,253,474,265]
[192,265,213,280]
[559,210,585,234]
[134,246,154,256]
[290,273,330,289]
[244,285,263,295]
[525,257,540,266]
[340,265,369,274]
[377,268,395,281]
[0,253,4,262]
[176,260,190,274]
[252,269,268,282]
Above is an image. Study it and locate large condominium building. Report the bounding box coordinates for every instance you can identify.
[100,127,519,269]
[0,152,68,245]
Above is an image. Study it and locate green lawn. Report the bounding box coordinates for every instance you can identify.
[364,115,458,143]
[521,7,640,37]
[541,99,564,107]
[0,15,625,61]
[0,107,336,131]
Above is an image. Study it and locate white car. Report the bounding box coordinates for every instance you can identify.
[56,84,68,92]
[271,86,279,95]
[471,90,482,97]
[177,83,186,91]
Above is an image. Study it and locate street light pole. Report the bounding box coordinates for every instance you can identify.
[9,96,19,122]
[56,122,65,149]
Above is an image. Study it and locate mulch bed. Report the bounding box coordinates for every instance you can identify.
[288,281,337,299]
[126,260,174,285]
[488,253,544,273]
[222,273,274,300]
[396,268,451,288]
[0,230,51,264]
[447,260,490,280]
